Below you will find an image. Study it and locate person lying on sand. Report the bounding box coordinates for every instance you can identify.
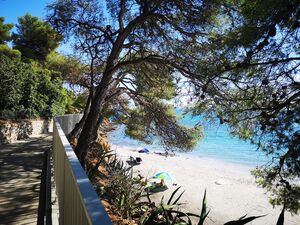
[147,178,168,193]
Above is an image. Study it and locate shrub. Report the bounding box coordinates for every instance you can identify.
[0,55,70,119]
[141,187,265,225]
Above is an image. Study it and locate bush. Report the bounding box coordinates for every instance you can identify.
[0,44,21,59]
[141,188,265,225]
[0,55,69,119]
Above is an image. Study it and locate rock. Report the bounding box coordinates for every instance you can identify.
[215,179,226,185]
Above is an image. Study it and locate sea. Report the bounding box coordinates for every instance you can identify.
[108,112,269,167]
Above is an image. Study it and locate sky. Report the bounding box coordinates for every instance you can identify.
[0,0,49,24]
[0,0,72,54]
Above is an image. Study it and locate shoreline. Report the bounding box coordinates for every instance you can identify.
[112,144,300,225]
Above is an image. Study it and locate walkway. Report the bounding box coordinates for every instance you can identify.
[0,134,52,225]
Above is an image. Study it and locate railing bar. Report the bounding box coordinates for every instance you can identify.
[53,117,112,225]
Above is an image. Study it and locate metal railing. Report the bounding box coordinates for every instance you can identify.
[53,117,112,225]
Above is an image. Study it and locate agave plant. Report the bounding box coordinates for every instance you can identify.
[140,187,265,225]
[140,187,200,225]
[223,215,266,225]
[103,156,148,219]
[87,148,115,179]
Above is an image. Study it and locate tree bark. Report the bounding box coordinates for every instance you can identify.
[74,12,152,167]
[67,90,93,140]
[74,74,112,167]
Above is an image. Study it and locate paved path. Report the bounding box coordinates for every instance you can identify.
[0,134,52,225]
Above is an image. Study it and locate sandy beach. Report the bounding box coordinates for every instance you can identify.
[112,144,300,225]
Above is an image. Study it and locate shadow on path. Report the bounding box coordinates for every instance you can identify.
[0,134,52,225]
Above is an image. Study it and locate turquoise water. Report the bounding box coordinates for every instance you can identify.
[108,114,269,167]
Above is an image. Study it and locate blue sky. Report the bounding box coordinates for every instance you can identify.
[0,0,71,54]
[0,0,49,24]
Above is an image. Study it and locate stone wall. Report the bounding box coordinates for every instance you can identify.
[30,119,53,135]
[0,118,53,145]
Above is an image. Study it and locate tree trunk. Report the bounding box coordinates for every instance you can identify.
[74,75,112,167]
[67,91,93,140]
[74,23,133,167]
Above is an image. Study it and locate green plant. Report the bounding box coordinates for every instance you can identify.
[109,164,145,218]
[276,206,285,225]
[198,189,209,225]
[0,44,21,59]
[141,187,197,225]
[141,187,265,225]
[87,148,115,180]
[223,215,266,225]
[13,13,62,61]
[98,156,148,219]
[0,55,70,119]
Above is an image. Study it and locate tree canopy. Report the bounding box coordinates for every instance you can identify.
[0,14,76,119]
[0,55,70,119]
[47,0,209,164]
[0,17,21,59]
[0,17,13,44]
[13,13,62,61]
[47,0,300,214]
[183,0,300,213]
[46,51,87,89]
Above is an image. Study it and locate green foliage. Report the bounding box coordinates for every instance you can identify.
[198,189,209,225]
[13,13,62,61]
[49,86,73,116]
[46,51,88,113]
[251,167,300,214]
[141,187,264,225]
[0,55,28,118]
[141,187,194,225]
[123,102,202,151]
[186,0,300,213]
[112,61,200,151]
[99,155,147,219]
[0,17,21,59]
[0,44,21,59]
[46,51,86,85]
[125,108,151,143]
[0,17,13,44]
[128,62,177,101]
[223,214,266,225]
[87,148,115,180]
[276,207,285,225]
[0,16,76,119]
[0,55,69,119]
[72,92,88,112]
